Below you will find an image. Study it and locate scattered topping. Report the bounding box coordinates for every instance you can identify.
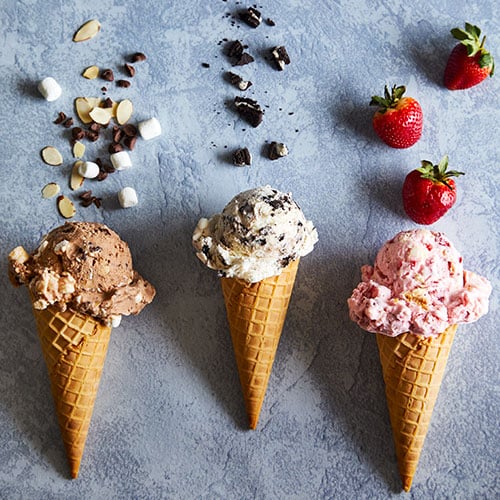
[118,187,139,208]
[71,127,86,141]
[53,111,67,124]
[271,46,290,71]
[227,72,252,91]
[62,117,74,128]
[138,117,162,140]
[79,190,102,208]
[82,66,99,79]
[266,18,276,27]
[75,97,102,124]
[70,161,85,190]
[38,77,62,102]
[57,195,76,218]
[201,63,210,68]
[123,135,137,151]
[78,161,100,179]
[233,52,254,66]
[41,146,63,166]
[227,40,244,58]
[124,64,136,77]
[234,97,263,127]
[129,52,147,63]
[89,106,113,125]
[101,68,114,82]
[110,151,132,171]
[72,141,85,158]
[116,99,134,125]
[239,7,262,28]
[232,147,252,166]
[116,79,131,88]
[73,19,101,43]
[268,141,289,160]
[41,183,61,199]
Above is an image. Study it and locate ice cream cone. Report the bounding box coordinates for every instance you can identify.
[376,324,457,491]
[220,258,300,429]
[30,299,112,479]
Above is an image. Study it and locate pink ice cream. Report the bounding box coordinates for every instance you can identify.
[348,229,491,337]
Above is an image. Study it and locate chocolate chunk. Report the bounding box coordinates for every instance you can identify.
[86,130,99,142]
[124,63,136,77]
[71,127,85,140]
[123,135,137,150]
[227,72,252,91]
[53,111,66,124]
[116,79,131,88]
[227,40,244,58]
[232,147,252,166]
[122,123,138,137]
[268,141,289,160]
[129,52,147,63]
[233,52,254,66]
[271,46,291,70]
[63,117,74,128]
[109,142,123,154]
[234,97,263,127]
[103,97,114,108]
[101,69,114,81]
[239,7,262,28]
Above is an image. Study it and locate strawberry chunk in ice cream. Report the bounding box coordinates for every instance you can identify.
[348,229,491,337]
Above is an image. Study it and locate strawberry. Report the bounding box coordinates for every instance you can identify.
[369,85,423,149]
[444,23,495,90]
[402,156,465,225]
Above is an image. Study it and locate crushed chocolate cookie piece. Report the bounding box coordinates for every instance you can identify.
[101,69,114,81]
[268,141,289,160]
[109,142,123,154]
[234,96,264,127]
[233,52,254,66]
[63,117,74,128]
[116,79,131,88]
[271,46,291,70]
[201,62,210,68]
[232,147,252,166]
[124,63,136,77]
[71,127,86,141]
[266,18,275,26]
[53,111,67,124]
[227,40,244,58]
[122,124,138,137]
[130,52,147,63]
[227,72,252,91]
[239,7,262,28]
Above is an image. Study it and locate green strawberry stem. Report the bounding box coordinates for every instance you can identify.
[369,84,406,112]
[417,155,465,190]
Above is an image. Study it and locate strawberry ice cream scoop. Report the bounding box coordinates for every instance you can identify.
[348,229,491,337]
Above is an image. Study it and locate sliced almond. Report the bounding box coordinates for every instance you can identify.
[75,97,102,123]
[41,183,60,199]
[89,106,113,125]
[57,196,76,218]
[82,65,99,79]
[116,99,133,125]
[41,146,63,166]
[110,100,119,118]
[70,161,85,190]
[72,141,85,158]
[73,19,101,43]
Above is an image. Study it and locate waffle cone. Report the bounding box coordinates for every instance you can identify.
[31,301,112,479]
[220,258,299,429]
[376,324,457,492]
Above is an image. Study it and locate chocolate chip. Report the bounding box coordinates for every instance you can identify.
[79,190,93,201]
[122,124,138,137]
[116,79,131,88]
[92,197,102,208]
[130,52,147,63]
[239,7,262,28]
[233,52,254,66]
[71,127,85,140]
[101,69,114,81]
[271,46,290,70]
[123,135,137,151]
[232,147,252,166]
[109,142,123,154]
[53,111,67,124]
[124,63,136,77]
[96,171,108,182]
[89,123,101,132]
[63,117,74,128]
[103,97,114,108]
[112,126,123,143]
[234,97,263,127]
[86,130,99,142]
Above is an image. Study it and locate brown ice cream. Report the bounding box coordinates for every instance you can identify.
[8,221,155,324]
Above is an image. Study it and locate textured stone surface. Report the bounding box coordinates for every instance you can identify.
[0,0,498,497]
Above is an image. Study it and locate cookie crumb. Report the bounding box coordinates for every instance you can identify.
[232,147,252,166]
[268,141,289,160]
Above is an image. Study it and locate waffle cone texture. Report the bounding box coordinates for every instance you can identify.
[220,258,299,429]
[377,324,457,492]
[31,300,111,479]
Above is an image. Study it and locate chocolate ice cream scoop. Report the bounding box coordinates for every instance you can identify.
[8,221,155,324]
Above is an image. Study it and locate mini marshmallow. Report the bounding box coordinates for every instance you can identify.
[110,151,132,171]
[38,77,62,102]
[118,187,138,208]
[78,161,100,179]
[138,117,162,140]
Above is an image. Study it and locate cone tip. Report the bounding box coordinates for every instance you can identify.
[70,462,80,479]
[402,475,413,492]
